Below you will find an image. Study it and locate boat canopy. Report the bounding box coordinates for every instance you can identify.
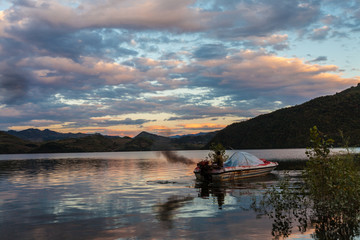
[223,152,264,167]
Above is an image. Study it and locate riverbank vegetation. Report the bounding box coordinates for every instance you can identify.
[252,126,360,239]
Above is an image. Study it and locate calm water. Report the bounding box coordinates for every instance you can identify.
[0,149,358,240]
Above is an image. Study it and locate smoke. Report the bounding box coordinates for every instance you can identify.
[161,151,195,165]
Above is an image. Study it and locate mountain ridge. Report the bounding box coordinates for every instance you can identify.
[207,83,360,149]
[1,83,360,153]
[7,128,91,142]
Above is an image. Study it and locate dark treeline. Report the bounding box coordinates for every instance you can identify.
[208,83,360,149]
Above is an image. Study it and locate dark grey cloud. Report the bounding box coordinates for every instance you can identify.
[167,115,205,121]
[7,22,137,61]
[0,70,30,105]
[193,44,228,59]
[308,26,331,40]
[11,0,36,7]
[0,38,32,62]
[212,0,321,38]
[95,118,155,126]
[309,56,328,62]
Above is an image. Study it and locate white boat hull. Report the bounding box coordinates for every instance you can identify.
[194,162,278,181]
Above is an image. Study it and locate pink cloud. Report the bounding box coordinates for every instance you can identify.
[197,50,359,98]
[3,0,212,32]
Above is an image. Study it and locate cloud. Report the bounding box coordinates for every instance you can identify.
[211,0,320,38]
[2,47,358,132]
[3,0,210,33]
[190,50,359,100]
[0,0,359,135]
[193,44,228,59]
[176,123,227,131]
[18,56,144,87]
[2,0,322,40]
[308,56,328,63]
[0,70,29,105]
[309,26,331,40]
[243,34,289,50]
[91,117,155,126]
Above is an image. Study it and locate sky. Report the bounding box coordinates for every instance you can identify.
[0,0,359,137]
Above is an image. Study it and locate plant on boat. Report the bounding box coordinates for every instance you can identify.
[205,143,229,163]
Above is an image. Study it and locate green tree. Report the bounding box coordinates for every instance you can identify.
[253,126,360,239]
[206,143,229,163]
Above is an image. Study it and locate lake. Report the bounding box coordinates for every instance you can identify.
[0,149,359,240]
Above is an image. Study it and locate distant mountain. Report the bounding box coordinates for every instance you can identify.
[7,128,89,142]
[124,131,216,150]
[172,131,218,149]
[0,129,216,154]
[5,83,359,154]
[134,131,169,141]
[31,134,131,153]
[170,132,213,139]
[208,83,360,149]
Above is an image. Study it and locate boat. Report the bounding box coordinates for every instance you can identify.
[194,151,278,181]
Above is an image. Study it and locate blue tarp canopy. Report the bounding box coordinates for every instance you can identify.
[223,152,263,167]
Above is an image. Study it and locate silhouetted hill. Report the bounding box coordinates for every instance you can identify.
[4,83,359,154]
[126,131,217,150]
[208,83,360,149]
[0,129,216,154]
[31,134,131,153]
[0,131,38,154]
[7,128,89,142]
[172,131,218,149]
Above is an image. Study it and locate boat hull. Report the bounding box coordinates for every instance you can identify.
[194,163,277,182]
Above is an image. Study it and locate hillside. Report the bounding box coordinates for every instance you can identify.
[0,131,38,154]
[31,134,132,153]
[0,130,215,154]
[208,83,360,149]
[0,131,132,154]
[7,128,90,142]
[2,83,359,154]
[124,131,216,151]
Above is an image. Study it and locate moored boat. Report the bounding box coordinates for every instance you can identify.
[194,151,278,181]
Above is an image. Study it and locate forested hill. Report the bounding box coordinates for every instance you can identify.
[208,83,360,149]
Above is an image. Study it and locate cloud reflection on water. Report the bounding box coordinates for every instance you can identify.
[0,153,315,239]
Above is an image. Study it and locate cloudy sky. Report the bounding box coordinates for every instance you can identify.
[0,0,359,137]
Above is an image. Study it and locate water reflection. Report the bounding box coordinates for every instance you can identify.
[0,153,328,240]
[197,173,279,207]
[252,174,360,240]
[197,183,226,209]
[154,195,194,229]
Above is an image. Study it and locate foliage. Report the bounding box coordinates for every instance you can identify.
[304,126,360,235]
[205,143,229,163]
[252,126,360,239]
[251,175,310,238]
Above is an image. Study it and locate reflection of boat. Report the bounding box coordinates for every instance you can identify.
[194,151,278,181]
